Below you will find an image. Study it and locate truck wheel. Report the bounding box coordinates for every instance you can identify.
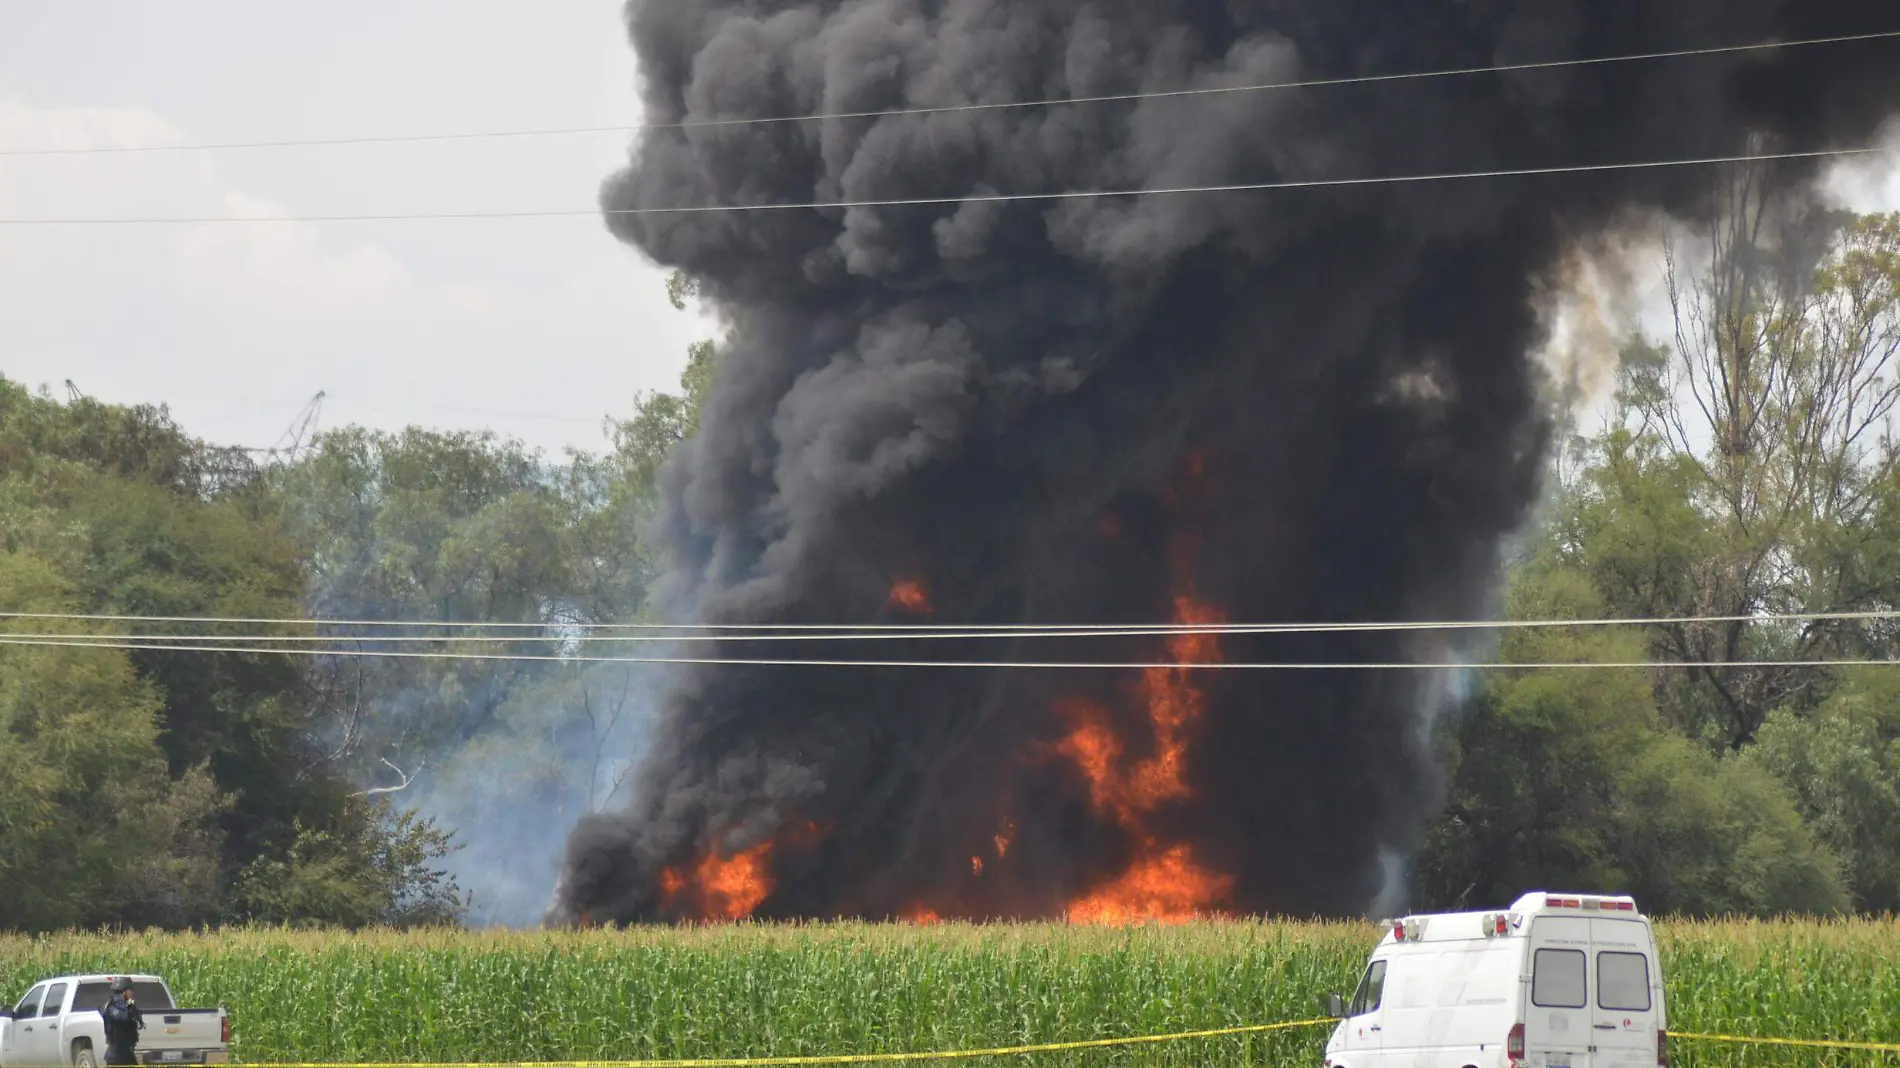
[73,1043,98,1068]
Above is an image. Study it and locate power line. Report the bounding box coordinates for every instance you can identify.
[0,608,1896,644]
[1,146,1886,226]
[0,634,1891,671]
[0,607,1894,635]
[4,30,1896,157]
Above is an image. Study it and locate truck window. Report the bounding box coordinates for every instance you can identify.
[1597,952,1652,1012]
[1531,948,1586,1009]
[71,984,111,1013]
[13,986,44,1017]
[129,982,174,1010]
[1349,959,1388,1016]
[39,984,66,1017]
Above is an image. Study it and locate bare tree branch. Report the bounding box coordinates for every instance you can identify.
[360,758,424,797]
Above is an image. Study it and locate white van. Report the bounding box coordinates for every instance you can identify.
[1322,892,1667,1068]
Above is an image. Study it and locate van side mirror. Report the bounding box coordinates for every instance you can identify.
[1326,993,1346,1018]
[0,1008,14,1020]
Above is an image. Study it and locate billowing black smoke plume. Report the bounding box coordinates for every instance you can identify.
[552,0,1900,923]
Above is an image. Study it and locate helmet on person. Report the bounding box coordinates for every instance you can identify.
[109,978,133,993]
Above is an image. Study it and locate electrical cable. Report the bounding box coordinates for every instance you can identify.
[0,146,1889,225]
[1,635,1892,672]
[0,607,1893,636]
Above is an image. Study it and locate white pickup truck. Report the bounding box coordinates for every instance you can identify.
[0,976,230,1068]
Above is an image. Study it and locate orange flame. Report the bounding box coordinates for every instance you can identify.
[697,841,774,919]
[1055,456,1233,925]
[659,839,775,921]
[1052,699,1128,819]
[1051,597,1222,835]
[971,855,984,876]
[904,907,943,925]
[1064,843,1234,925]
[888,579,932,614]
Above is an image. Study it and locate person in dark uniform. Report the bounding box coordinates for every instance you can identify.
[99,978,143,1067]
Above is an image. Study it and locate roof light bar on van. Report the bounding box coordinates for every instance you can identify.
[1543,894,1638,911]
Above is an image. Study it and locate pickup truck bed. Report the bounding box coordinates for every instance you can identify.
[0,976,229,1068]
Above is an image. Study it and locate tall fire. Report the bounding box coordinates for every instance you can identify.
[1052,454,1234,924]
[1057,595,1235,924]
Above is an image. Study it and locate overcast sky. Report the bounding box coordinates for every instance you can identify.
[3,3,1898,458]
[0,0,710,457]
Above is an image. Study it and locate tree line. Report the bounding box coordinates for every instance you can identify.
[1416,175,1900,915]
[0,274,718,931]
[2,183,1896,930]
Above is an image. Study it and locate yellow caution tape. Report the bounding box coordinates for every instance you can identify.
[228,1017,1335,1068]
[1672,1031,1900,1054]
[216,1019,1900,1066]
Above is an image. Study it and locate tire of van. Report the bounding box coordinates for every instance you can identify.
[72,1041,99,1068]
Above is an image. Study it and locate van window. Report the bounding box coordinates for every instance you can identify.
[13,986,44,1016]
[1532,948,1587,1009]
[1597,952,1652,1011]
[39,984,66,1017]
[72,984,112,1013]
[1349,959,1388,1016]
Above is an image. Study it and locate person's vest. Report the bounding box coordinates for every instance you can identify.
[99,998,139,1048]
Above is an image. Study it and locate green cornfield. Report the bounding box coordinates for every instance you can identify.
[3,919,1896,1067]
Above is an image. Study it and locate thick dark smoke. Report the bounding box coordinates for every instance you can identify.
[552,0,1900,923]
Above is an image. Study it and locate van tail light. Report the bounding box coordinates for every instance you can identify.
[1507,1023,1525,1065]
[221,1016,231,1044]
[1657,1029,1668,1068]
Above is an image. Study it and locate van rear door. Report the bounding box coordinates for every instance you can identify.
[1525,917,1593,1068]
[1590,918,1661,1066]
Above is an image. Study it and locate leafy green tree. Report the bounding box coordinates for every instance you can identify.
[278,426,577,769]
[1414,560,1846,916]
[1744,668,1900,913]
[229,800,465,928]
[1558,192,1900,749]
[0,377,462,931]
[1611,731,1846,916]
[1417,190,1900,917]
[0,552,228,931]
